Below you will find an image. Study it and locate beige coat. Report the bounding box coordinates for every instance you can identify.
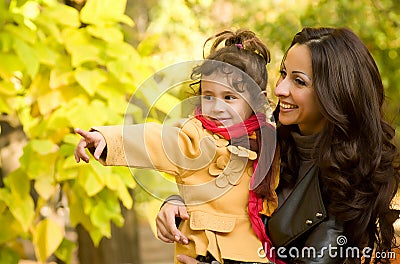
[93,117,269,263]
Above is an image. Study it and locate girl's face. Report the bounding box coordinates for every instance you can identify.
[201,72,253,127]
[274,44,326,135]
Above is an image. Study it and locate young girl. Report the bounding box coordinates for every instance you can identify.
[74,29,281,264]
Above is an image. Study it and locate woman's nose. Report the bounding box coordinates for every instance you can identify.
[274,79,290,97]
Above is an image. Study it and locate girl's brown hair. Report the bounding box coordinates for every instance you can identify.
[190,29,271,112]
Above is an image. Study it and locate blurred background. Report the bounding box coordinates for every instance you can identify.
[0,0,399,263]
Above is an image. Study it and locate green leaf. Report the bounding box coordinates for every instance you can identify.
[88,229,103,247]
[0,98,11,113]
[49,66,75,89]
[0,246,20,264]
[7,169,30,198]
[0,80,19,96]
[106,41,139,59]
[112,167,136,189]
[54,239,76,264]
[86,25,123,43]
[45,111,71,132]
[63,133,81,146]
[0,209,23,243]
[31,139,58,155]
[137,34,161,57]
[74,68,107,96]
[104,171,133,209]
[37,89,64,115]
[153,92,182,116]
[40,4,80,28]
[8,193,34,232]
[33,218,64,263]
[64,97,91,129]
[95,84,127,115]
[34,179,56,200]
[34,15,63,43]
[62,28,104,67]
[80,0,134,27]
[0,52,24,80]
[78,164,104,197]
[34,42,59,66]
[4,23,36,44]
[90,202,112,238]
[67,184,92,229]
[0,32,14,52]
[57,156,79,182]
[13,38,39,78]
[116,183,133,209]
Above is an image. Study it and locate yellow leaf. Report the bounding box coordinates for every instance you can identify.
[0,53,24,80]
[33,219,63,263]
[37,89,64,115]
[8,194,34,233]
[87,25,123,43]
[34,179,56,200]
[78,165,104,197]
[153,92,182,116]
[14,38,40,78]
[30,139,58,155]
[42,4,80,28]
[62,28,103,67]
[80,0,134,26]
[74,68,107,96]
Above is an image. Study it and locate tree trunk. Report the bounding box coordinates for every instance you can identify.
[77,198,140,264]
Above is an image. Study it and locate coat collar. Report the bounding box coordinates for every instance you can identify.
[267,165,327,247]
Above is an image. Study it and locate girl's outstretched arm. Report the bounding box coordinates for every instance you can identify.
[74,128,107,163]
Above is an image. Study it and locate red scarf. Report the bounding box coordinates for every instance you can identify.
[194,107,266,140]
[194,107,284,264]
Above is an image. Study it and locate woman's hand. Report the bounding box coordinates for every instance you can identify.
[74,128,106,163]
[156,199,189,244]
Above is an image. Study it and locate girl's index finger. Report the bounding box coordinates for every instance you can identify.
[74,128,91,139]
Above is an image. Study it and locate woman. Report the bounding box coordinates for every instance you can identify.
[156,27,400,264]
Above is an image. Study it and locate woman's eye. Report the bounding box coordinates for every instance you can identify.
[279,69,287,78]
[295,78,306,86]
[203,95,213,100]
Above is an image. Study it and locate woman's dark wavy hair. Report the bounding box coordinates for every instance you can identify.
[190,29,271,111]
[276,27,400,263]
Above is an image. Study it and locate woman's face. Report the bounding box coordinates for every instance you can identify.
[274,44,326,135]
[201,72,253,127]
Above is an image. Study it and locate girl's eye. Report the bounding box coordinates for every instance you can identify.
[203,95,213,100]
[225,95,237,100]
[295,78,306,86]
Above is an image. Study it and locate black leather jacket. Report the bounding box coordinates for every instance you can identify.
[265,166,346,264]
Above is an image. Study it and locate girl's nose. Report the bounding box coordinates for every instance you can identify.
[212,98,226,112]
[274,79,290,97]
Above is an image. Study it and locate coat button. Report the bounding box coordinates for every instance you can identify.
[316,212,323,218]
[305,219,313,225]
